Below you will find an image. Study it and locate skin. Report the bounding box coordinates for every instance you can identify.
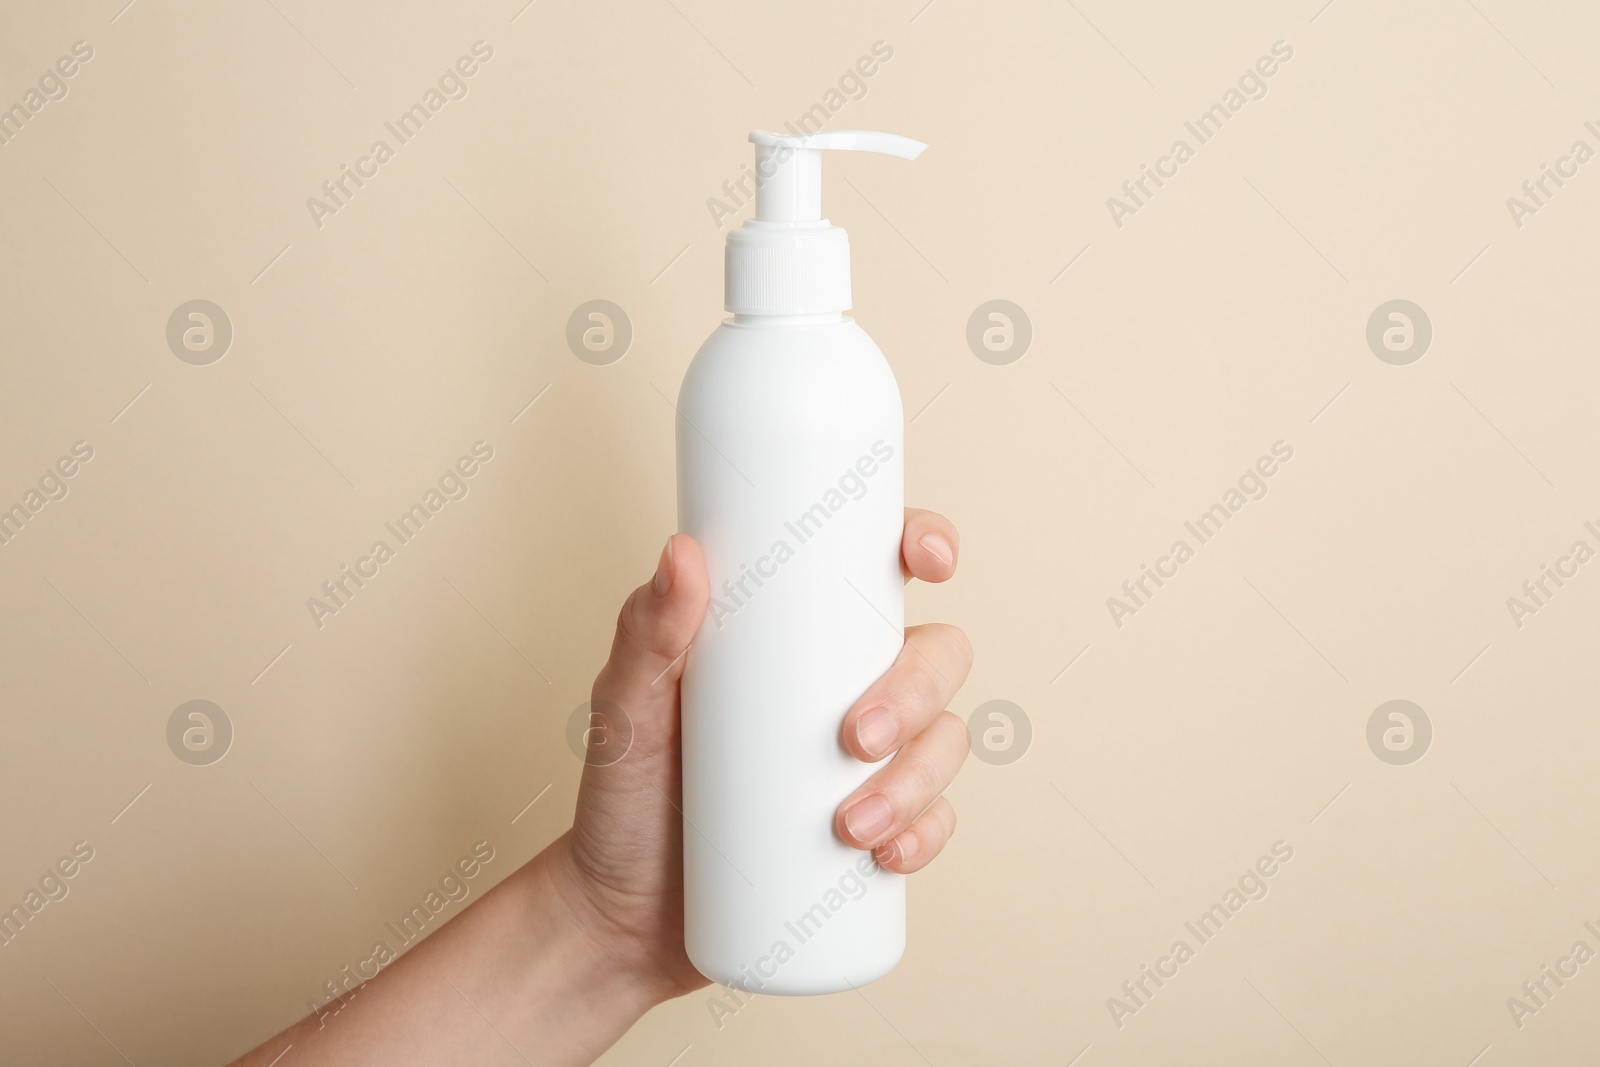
[232,509,970,1066]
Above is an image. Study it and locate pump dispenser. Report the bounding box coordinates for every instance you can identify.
[724,130,927,316]
[677,129,925,995]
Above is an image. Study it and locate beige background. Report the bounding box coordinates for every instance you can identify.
[2,0,1598,1063]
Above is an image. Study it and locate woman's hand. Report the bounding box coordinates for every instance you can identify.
[231,510,971,1067]
[554,509,972,1001]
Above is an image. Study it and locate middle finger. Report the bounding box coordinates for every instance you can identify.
[841,622,973,763]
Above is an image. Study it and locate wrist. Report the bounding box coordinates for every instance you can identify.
[529,832,685,1014]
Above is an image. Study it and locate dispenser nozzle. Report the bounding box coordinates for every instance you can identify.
[747,129,927,223]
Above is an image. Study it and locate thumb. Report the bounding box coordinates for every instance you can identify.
[566,536,708,926]
[590,534,708,748]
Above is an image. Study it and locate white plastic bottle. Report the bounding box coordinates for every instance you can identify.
[676,129,926,995]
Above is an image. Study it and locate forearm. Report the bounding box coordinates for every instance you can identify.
[230,833,670,1067]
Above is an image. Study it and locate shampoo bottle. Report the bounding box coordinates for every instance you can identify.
[677,129,925,994]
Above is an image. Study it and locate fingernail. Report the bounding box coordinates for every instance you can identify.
[918,533,953,567]
[652,537,674,596]
[854,707,898,760]
[877,830,916,868]
[843,795,892,844]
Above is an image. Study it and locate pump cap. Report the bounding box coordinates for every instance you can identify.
[725,129,927,315]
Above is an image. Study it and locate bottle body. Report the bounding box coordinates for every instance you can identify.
[677,314,905,995]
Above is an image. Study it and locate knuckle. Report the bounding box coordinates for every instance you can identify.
[912,656,949,705]
[947,626,974,672]
[899,634,947,687]
[884,653,942,714]
[613,585,674,662]
[614,589,648,647]
[922,623,973,677]
[901,751,946,800]
[935,710,969,750]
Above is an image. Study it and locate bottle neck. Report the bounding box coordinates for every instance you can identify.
[730,311,845,327]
